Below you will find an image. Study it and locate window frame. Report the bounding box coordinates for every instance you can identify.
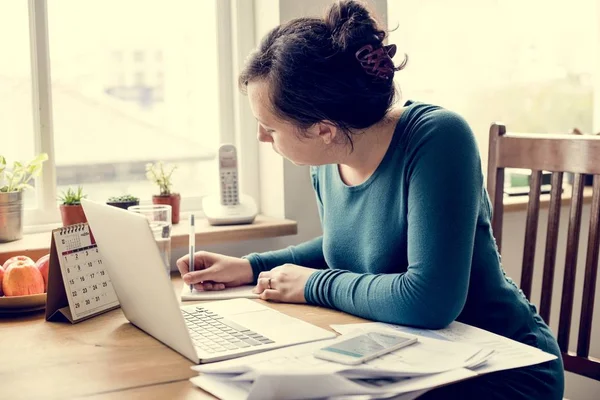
[22,0,259,231]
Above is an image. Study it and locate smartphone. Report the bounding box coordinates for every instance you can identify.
[313,330,418,365]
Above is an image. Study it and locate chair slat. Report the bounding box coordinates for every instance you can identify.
[520,170,542,299]
[558,173,585,351]
[539,172,563,323]
[577,175,600,357]
[491,170,505,253]
[487,123,506,253]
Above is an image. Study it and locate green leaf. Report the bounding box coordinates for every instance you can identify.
[30,153,48,164]
[16,183,34,191]
[145,160,177,195]
[31,164,43,176]
[58,185,87,205]
[0,153,48,192]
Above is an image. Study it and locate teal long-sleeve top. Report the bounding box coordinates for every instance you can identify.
[244,100,541,339]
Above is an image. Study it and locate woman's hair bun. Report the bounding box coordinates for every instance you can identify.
[325,0,385,51]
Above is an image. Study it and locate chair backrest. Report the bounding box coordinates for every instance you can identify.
[487,123,600,381]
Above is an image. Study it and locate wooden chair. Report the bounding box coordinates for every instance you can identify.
[487,123,600,381]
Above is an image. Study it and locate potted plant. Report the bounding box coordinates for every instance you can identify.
[58,186,87,226]
[146,161,180,224]
[0,153,48,242]
[106,194,140,210]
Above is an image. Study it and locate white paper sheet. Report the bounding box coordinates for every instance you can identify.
[193,332,488,377]
[180,283,259,301]
[190,329,487,400]
[191,375,250,400]
[330,321,557,375]
[191,368,472,400]
[191,375,430,400]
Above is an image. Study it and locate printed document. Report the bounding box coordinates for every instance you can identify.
[331,321,557,375]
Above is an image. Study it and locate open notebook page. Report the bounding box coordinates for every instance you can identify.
[180,284,259,301]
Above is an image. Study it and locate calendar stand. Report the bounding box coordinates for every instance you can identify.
[45,223,120,324]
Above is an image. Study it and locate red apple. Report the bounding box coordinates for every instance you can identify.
[0,266,4,296]
[2,255,34,270]
[35,254,50,292]
[2,261,45,296]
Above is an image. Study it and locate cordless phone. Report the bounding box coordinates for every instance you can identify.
[203,144,257,226]
[218,144,239,206]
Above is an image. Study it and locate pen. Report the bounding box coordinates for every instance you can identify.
[189,214,195,292]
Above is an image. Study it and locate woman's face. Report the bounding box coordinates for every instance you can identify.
[247,79,335,166]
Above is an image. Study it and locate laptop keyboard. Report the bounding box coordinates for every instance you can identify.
[182,307,275,354]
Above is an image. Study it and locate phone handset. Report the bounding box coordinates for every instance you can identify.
[204,144,257,226]
[218,144,239,206]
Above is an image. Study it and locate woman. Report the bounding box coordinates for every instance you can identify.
[176,1,564,398]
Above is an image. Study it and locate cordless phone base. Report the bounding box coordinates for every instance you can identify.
[202,194,257,226]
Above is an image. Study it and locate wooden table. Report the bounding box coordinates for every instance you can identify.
[1,275,366,400]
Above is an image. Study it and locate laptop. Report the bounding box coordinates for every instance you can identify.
[81,199,335,364]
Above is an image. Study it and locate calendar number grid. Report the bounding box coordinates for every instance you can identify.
[60,244,118,320]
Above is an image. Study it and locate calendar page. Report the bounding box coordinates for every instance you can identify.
[53,224,119,321]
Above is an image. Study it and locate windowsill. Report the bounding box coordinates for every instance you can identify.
[503,185,594,212]
[3,186,591,260]
[0,215,297,262]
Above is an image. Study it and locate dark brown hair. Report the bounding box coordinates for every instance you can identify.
[239,0,407,143]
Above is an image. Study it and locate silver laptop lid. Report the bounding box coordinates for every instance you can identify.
[81,198,198,363]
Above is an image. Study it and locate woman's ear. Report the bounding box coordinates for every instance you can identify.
[307,121,338,145]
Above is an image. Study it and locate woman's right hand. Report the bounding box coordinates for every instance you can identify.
[176,251,254,291]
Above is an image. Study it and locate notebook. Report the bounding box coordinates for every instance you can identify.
[180,284,259,301]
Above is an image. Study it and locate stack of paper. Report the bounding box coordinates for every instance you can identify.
[189,326,497,400]
[189,321,557,399]
[332,321,558,376]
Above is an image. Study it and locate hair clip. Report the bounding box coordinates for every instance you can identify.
[355,44,397,80]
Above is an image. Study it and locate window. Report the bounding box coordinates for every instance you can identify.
[133,50,145,63]
[47,0,221,212]
[388,0,598,169]
[0,0,247,229]
[134,71,145,86]
[0,2,37,208]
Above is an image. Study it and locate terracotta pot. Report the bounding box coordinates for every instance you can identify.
[152,193,180,224]
[59,204,87,226]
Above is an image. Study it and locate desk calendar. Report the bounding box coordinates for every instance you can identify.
[46,223,120,323]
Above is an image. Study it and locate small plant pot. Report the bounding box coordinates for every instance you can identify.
[59,204,87,227]
[0,191,23,243]
[152,193,181,224]
[106,199,140,210]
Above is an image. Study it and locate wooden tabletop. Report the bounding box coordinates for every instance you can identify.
[1,275,366,400]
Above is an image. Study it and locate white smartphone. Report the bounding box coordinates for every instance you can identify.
[313,330,418,365]
[218,144,239,206]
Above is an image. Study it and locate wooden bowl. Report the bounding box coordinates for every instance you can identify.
[0,293,46,314]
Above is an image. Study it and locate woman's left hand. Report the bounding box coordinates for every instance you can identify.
[253,264,319,303]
